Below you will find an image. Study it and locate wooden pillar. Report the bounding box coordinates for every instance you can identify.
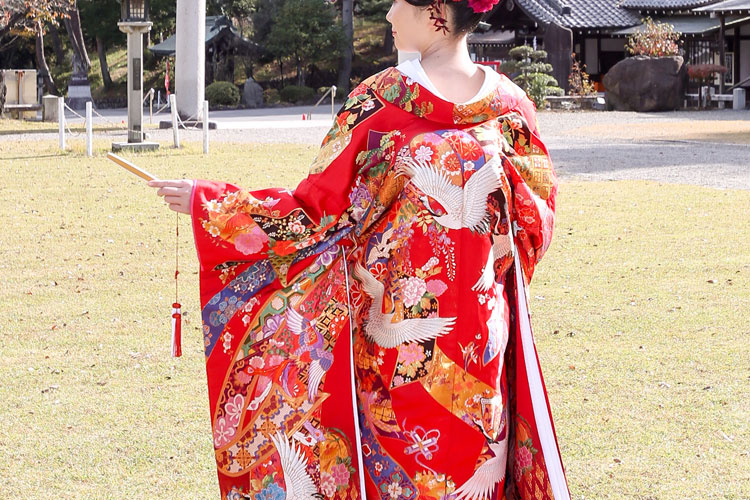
[719,14,726,94]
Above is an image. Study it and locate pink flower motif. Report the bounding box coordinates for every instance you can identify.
[331,463,350,486]
[289,220,305,235]
[267,354,285,367]
[234,225,268,255]
[213,416,235,448]
[413,144,435,163]
[224,394,245,426]
[320,472,337,497]
[398,343,426,366]
[362,99,375,111]
[516,445,533,470]
[248,356,265,370]
[425,279,447,297]
[400,276,427,308]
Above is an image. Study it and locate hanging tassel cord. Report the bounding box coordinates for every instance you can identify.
[175,211,180,301]
[172,211,182,358]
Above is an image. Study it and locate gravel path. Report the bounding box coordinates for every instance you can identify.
[2,108,748,190]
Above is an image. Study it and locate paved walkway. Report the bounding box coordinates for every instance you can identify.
[6,106,750,190]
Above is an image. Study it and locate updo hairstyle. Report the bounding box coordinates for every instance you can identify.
[403,0,493,36]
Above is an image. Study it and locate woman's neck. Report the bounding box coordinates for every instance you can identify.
[419,36,476,79]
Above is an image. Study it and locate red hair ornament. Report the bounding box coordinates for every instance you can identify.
[429,0,501,34]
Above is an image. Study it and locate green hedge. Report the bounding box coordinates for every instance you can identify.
[205,81,240,107]
[279,85,315,104]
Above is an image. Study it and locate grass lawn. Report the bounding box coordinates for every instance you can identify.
[0,137,748,499]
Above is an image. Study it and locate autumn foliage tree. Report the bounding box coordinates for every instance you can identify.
[0,0,74,94]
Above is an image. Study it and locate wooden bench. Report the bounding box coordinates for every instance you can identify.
[3,103,42,119]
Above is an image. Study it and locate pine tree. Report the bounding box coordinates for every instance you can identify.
[500,45,563,109]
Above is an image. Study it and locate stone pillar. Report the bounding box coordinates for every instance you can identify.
[118,22,152,143]
[733,88,746,110]
[175,0,205,120]
[114,20,158,151]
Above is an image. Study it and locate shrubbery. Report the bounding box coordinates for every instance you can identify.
[263,88,280,105]
[279,85,315,103]
[205,81,241,107]
[568,53,597,96]
[626,17,681,57]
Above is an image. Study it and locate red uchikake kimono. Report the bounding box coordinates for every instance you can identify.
[189,66,570,500]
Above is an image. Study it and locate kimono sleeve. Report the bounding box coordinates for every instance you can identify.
[499,95,558,284]
[190,82,397,298]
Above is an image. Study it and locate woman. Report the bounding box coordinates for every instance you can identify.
[150,0,569,498]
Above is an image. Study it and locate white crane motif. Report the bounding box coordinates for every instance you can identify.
[453,437,509,500]
[269,431,318,500]
[471,232,513,293]
[353,263,456,348]
[395,154,503,232]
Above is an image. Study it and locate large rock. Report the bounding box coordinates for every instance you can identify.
[241,77,264,108]
[603,55,687,112]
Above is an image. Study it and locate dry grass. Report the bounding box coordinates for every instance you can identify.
[0,138,748,499]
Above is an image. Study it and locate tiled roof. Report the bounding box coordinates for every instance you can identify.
[612,13,748,33]
[693,0,750,11]
[619,0,718,10]
[515,0,641,28]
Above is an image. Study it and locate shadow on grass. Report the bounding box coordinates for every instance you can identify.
[2,154,62,160]
[0,126,126,136]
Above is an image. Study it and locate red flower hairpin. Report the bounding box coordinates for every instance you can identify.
[429,0,501,33]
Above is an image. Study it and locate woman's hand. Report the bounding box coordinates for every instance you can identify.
[148,179,194,215]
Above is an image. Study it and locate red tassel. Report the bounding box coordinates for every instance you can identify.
[171,302,182,357]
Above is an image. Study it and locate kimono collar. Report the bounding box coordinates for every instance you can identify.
[362,66,527,125]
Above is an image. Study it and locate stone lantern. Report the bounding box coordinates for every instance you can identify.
[113,0,159,151]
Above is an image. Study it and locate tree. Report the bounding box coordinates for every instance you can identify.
[336,0,352,94]
[148,0,177,43]
[63,0,90,81]
[79,0,122,89]
[266,0,345,87]
[0,0,73,94]
[357,0,392,55]
[207,0,253,35]
[500,45,563,109]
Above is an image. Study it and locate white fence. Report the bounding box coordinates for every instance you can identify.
[57,93,211,155]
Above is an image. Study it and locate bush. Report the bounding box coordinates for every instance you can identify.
[205,81,241,107]
[263,88,280,105]
[279,85,315,104]
[626,17,681,57]
[568,53,597,96]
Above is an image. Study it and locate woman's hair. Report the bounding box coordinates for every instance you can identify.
[404,0,489,36]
